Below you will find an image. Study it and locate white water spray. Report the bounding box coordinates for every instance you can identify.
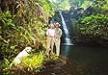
[59,11,73,45]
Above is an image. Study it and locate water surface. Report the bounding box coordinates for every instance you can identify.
[61,45,108,75]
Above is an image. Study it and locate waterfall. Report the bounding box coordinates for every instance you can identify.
[59,11,73,45]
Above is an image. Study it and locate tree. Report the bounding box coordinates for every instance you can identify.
[49,0,71,11]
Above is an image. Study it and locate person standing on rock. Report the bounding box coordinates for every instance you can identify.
[46,24,55,56]
[54,22,62,56]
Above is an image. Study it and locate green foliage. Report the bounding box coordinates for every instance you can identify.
[50,54,60,61]
[81,1,92,9]
[92,0,107,8]
[0,0,54,71]
[50,0,71,11]
[73,0,108,45]
[58,0,71,10]
[0,58,10,69]
[0,1,60,74]
[77,14,108,40]
[101,0,108,10]
[15,52,59,72]
[0,11,17,59]
[38,0,54,16]
[69,0,84,7]
[0,11,15,28]
[21,52,45,71]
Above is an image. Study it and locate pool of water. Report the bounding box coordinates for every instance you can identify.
[61,45,108,75]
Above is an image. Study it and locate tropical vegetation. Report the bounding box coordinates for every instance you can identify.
[0,0,55,74]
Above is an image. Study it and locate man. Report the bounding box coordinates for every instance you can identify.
[54,22,62,56]
[46,24,55,55]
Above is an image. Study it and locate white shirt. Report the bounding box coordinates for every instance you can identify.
[55,28,62,39]
[46,29,55,37]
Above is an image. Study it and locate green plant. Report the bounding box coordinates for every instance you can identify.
[21,52,45,71]
[0,11,15,28]
[76,14,108,41]
[0,11,17,60]
[0,0,54,73]
[0,58,10,69]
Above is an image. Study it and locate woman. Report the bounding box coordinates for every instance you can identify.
[46,24,55,55]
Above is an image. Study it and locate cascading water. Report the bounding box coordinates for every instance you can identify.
[59,11,73,45]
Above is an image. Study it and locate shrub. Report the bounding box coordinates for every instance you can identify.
[21,52,45,71]
[77,14,108,40]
